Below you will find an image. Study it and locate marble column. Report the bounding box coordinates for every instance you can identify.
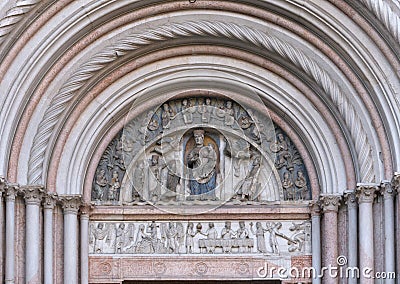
[0,177,6,281]
[344,190,357,284]
[356,184,377,284]
[310,201,321,284]
[60,195,82,284]
[381,181,396,283]
[5,183,19,284]
[43,193,57,284]
[23,186,44,284]
[80,203,92,284]
[320,194,341,284]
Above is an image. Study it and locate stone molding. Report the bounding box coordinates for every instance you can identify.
[356,184,378,204]
[21,185,44,205]
[59,195,82,214]
[343,190,357,209]
[43,192,58,209]
[27,20,375,187]
[0,0,40,46]
[319,194,341,212]
[360,0,400,44]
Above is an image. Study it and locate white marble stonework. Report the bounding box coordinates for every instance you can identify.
[89,220,311,256]
[0,0,399,283]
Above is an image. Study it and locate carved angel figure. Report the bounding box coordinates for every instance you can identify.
[90,223,112,253]
[114,223,135,253]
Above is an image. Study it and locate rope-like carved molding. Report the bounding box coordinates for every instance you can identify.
[0,0,40,46]
[360,0,400,44]
[27,20,375,184]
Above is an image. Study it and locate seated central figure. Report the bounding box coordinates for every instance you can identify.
[186,129,217,198]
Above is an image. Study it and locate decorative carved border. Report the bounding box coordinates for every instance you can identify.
[360,0,400,44]
[0,0,40,46]
[27,20,374,184]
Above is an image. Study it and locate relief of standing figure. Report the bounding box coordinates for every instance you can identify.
[186,222,198,253]
[249,222,268,253]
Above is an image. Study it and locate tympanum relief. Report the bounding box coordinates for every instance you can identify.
[89,220,311,255]
[91,97,311,205]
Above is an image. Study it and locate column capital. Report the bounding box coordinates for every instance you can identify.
[79,202,93,217]
[320,194,341,212]
[21,185,45,205]
[356,183,378,204]
[0,176,6,191]
[59,195,82,214]
[43,192,58,209]
[392,172,400,193]
[380,180,396,200]
[5,183,19,202]
[309,200,321,216]
[344,190,357,209]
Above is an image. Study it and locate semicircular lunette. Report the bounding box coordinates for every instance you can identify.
[91,97,312,212]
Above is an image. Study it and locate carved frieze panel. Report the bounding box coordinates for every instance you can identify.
[89,220,311,256]
[91,97,311,205]
[89,255,313,281]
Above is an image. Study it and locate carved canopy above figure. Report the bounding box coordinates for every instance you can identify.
[91,97,311,206]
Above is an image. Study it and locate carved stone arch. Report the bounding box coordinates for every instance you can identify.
[24,19,379,186]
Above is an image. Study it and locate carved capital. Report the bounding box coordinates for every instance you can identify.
[80,202,93,217]
[309,200,321,216]
[43,192,58,209]
[5,183,19,202]
[59,195,82,214]
[22,186,44,205]
[343,190,357,209]
[392,173,400,193]
[380,181,395,200]
[320,194,341,212]
[0,176,7,198]
[356,184,378,204]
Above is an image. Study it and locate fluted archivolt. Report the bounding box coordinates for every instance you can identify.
[360,0,400,44]
[28,20,375,184]
[0,0,40,46]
